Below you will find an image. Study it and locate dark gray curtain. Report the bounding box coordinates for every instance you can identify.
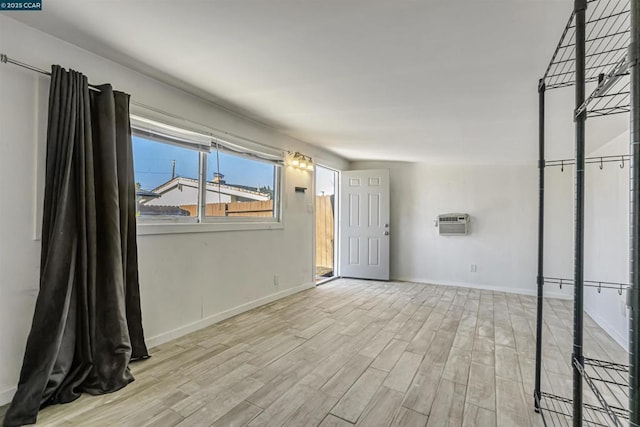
[3,65,149,427]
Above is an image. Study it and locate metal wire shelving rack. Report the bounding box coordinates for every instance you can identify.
[536,392,621,427]
[534,0,640,426]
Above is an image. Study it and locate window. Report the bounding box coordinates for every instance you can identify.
[133,136,200,219]
[206,150,278,218]
[131,114,282,229]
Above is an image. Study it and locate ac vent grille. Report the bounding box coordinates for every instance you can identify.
[437,213,470,235]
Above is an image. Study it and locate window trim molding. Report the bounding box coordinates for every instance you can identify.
[137,220,284,236]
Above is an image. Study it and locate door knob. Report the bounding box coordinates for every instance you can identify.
[384,224,389,228]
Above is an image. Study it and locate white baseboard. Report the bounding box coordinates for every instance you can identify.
[585,306,629,351]
[1,386,15,406]
[395,277,572,300]
[145,282,316,349]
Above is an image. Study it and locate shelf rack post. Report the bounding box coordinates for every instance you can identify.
[573,0,587,425]
[630,0,640,425]
[535,78,546,412]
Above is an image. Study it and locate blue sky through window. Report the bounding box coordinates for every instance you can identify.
[133,136,275,191]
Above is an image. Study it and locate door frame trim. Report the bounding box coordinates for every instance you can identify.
[313,164,341,284]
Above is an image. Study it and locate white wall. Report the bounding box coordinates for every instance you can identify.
[0,16,348,405]
[351,132,630,350]
[584,131,630,349]
[0,46,44,408]
[349,161,562,296]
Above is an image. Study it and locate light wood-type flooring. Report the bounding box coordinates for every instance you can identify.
[0,279,628,426]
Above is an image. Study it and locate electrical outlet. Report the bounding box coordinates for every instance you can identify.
[470,264,478,273]
[274,275,279,287]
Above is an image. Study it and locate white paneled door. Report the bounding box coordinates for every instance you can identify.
[339,169,390,280]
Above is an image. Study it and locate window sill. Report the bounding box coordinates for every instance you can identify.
[136,221,284,236]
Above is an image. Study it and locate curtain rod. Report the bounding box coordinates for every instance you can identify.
[1,52,101,92]
[0,52,285,156]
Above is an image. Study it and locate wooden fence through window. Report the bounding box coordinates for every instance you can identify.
[180,200,274,217]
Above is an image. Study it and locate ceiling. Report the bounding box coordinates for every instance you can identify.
[6,1,630,163]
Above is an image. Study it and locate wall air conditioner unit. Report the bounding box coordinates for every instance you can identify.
[437,213,470,236]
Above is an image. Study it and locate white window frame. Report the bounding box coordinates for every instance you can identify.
[131,114,284,235]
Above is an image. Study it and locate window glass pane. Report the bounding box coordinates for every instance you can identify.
[206,151,276,218]
[133,136,200,218]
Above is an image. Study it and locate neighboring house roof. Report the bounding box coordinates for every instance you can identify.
[135,189,160,199]
[147,177,270,202]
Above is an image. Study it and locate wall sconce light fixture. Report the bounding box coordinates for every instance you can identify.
[290,152,314,171]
